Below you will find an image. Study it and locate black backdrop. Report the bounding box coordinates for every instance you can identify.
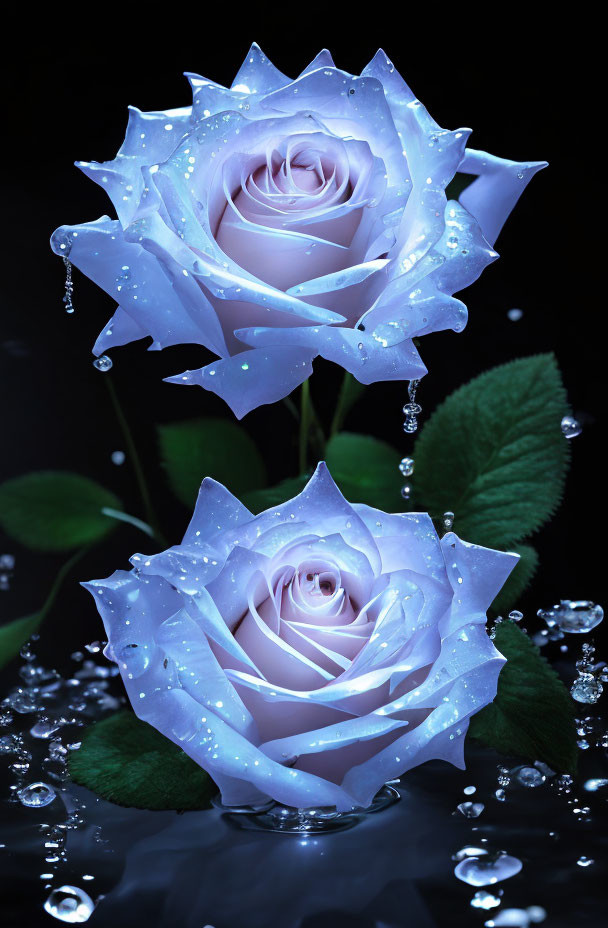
[1,15,602,669]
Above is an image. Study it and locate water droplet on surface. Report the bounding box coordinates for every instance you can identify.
[560,415,582,439]
[513,765,545,788]
[18,781,56,808]
[92,355,113,372]
[455,853,522,886]
[399,457,414,477]
[44,885,94,923]
[571,672,603,704]
[30,718,61,739]
[456,801,484,818]
[471,890,502,910]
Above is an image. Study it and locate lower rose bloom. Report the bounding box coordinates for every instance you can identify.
[85,464,517,810]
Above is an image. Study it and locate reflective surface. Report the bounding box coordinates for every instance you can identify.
[2,738,607,928]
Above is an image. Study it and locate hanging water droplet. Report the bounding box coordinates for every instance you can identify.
[62,258,75,314]
[454,853,523,886]
[561,415,582,439]
[399,457,414,477]
[92,355,113,372]
[402,379,422,434]
[471,890,501,910]
[442,511,454,530]
[44,885,95,923]
[513,765,545,788]
[456,801,484,818]
[18,781,56,808]
[571,672,603,704]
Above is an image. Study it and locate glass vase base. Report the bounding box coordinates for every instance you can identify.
[213,784,400,834]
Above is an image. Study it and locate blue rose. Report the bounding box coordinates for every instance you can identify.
[52,46,545,417]
[84,464,517,810]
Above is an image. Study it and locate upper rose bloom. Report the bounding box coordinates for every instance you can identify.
[52,46,545,418]
[84,464,517,810]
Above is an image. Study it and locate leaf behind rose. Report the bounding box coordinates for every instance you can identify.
[68,710,216,811]
[325,432,403,510]
[469,621,578,774]
[0,613,42,671]
[490,543,538,615]
[413,354,570,548]
[0,471,122,553]
[158,418,266,508]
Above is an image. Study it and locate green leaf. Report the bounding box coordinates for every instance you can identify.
[158,418,266,508]
[414,354,570,547]
[469,621,578,774]
[0,472,122,553]
[242,476,309,514]
[491,544,539,615]
[0,613,41,671]
[325,432,403,510]
[68,710,216,811]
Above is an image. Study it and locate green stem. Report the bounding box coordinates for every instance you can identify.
[299,379,312,474]
[104,378,166,547]
[330,371,353,438]
[38,546,91,622]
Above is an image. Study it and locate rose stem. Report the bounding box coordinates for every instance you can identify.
[330,371,357,438]
[299,379,312,474]
[104,378,167,547]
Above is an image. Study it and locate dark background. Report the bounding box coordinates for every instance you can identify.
[0,15,602,666]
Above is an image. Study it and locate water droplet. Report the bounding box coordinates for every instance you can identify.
[561,415,582,439]
[513,765,545,788]
[44,885,94,923]
[456,801,485,818]
[485,909,533,927]
[571,672,603,704]
[455,853,522,886]
[18,781,57,808]
[471,890,501,910]
[463,785,476,795]
[62,258,75,314]
[92,355,113,372]
[30,718,61,739]
[583,777,608,792]
[577,855,594,867]
[399,457,414,477]
[508,610,523,622]
[401,485,412,500]
[111,450,125,466]
[541,600,603,634]
[452,845,489,861]
[442,511,454,531]
[507,308,523,321]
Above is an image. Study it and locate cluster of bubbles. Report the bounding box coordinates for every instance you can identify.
[1,634,123,922]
